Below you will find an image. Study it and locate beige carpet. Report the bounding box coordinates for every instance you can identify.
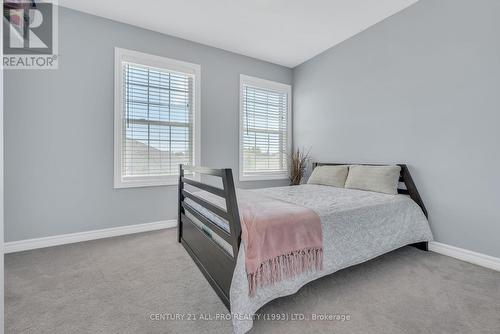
[5,228,500,333]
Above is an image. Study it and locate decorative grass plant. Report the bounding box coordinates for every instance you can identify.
[288,148,310,185]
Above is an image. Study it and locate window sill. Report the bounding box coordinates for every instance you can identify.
[114,178,178,189]
[239,174,289,182]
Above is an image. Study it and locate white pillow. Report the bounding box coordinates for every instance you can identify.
[345,165,401,195]
[307,165,349,188]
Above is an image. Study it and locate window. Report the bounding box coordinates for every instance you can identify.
[239,75,291,181]
[114,48,200,188]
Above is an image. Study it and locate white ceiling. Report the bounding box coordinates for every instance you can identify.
[60,0,418,68]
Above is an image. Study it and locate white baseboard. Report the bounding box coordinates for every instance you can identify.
[429,241,500,272]
[4,220,177,254]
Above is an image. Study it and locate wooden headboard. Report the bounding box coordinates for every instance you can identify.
[312,162,428,218]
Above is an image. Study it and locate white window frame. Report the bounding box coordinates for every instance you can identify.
[239,75,292,182]
[114,48,201,188]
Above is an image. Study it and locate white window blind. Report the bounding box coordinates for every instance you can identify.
[114,48,200,188]
[240,75,291,181]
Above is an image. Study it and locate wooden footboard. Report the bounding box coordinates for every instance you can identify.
[178,165,242,309]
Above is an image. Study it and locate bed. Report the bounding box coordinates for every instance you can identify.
[177,163,433,333]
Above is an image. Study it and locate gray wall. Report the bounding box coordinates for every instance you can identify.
[4,7,292,242]
[293,0,500,257]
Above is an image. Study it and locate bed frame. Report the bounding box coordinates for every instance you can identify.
[177,163,428,310]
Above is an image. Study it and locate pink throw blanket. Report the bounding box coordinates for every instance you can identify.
[238,191,323,296]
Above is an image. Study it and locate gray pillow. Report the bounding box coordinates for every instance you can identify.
[307,165,349,188]
[345,165,401,195]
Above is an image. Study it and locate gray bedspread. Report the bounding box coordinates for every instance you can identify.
[229,184,433,334]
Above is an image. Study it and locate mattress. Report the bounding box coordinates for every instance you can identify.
[184,197,233,256]
[184,184,433,334]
